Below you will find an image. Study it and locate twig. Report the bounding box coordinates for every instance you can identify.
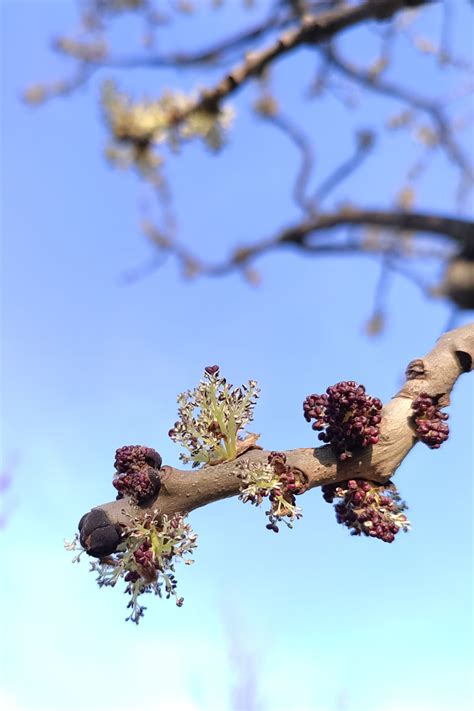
[214,208,474,273]
[311,132,374,206]
[264,112,315,213]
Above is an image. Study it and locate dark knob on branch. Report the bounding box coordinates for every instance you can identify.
[78,508,122,558]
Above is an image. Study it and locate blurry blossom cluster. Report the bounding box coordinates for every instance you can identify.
[102,81,234,184]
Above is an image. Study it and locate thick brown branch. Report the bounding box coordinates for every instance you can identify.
[209,208,474,276]
[79,322,473,556]
[166,0,432,121]
[39,1,426,106]
[279,208,474,245]
[127,207,472,288]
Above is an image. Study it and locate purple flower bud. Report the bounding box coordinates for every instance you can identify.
[304,381,383,460]
[412,393,449,449]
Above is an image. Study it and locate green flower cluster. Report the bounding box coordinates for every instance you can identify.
[101,81,234,179]
[169,365,260,467]
[66,511,197,623]
[238,452,304,533]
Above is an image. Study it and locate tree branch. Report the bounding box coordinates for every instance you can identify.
[99,12,292,69]
[311,131,375,206]
[78,322,473,556]
[263,111,316,213]
[206,208,474,276]
[165,0,433,120]
[125,207,472,287]
[267,208,474,244]
[35,1,428,106]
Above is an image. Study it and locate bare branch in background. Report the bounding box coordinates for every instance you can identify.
[25,0,474,320]
[164,1,435,121]
[259,107,316,213]
[311,130,375,206]
[153,208,472,275]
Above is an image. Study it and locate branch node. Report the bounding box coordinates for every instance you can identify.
[405,358,426,380]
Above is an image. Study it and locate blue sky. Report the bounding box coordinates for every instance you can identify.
[0,2,473,710]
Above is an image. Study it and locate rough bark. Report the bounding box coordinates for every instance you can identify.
[79,323,473,555]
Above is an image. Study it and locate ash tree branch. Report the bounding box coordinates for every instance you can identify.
[27,5,293,103]
[260,116,373,215]
[78,322,473,556]
[98,12,292,69]
[263,111,316,213]
[133,208,473,284]
[160,0,434,122]
[311,131,375,206]
[205,208,474,277]
[55,10,293,78]
[32,1,430,111]
[262,208,474,246]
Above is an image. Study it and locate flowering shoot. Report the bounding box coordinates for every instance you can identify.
[322,479,411,543]
[303,381,383,460]
[238,452,305,533]
[169,365,260,467]
[66,511,197,623]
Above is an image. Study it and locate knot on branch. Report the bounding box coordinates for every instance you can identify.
[405,358,425,380]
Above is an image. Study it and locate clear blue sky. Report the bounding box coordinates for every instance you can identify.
[0,2,472,711]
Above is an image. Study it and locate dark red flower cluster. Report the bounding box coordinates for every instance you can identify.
[322,479,410,543]
[411,393,449,449]
[113,445,162,503]
[303,381,383,460]
[133,539,155,572]
[132,540,179,598]
[267,451,307,495]
[113,468,161,502]
[114,445,162,473]
[265,452,305,533]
